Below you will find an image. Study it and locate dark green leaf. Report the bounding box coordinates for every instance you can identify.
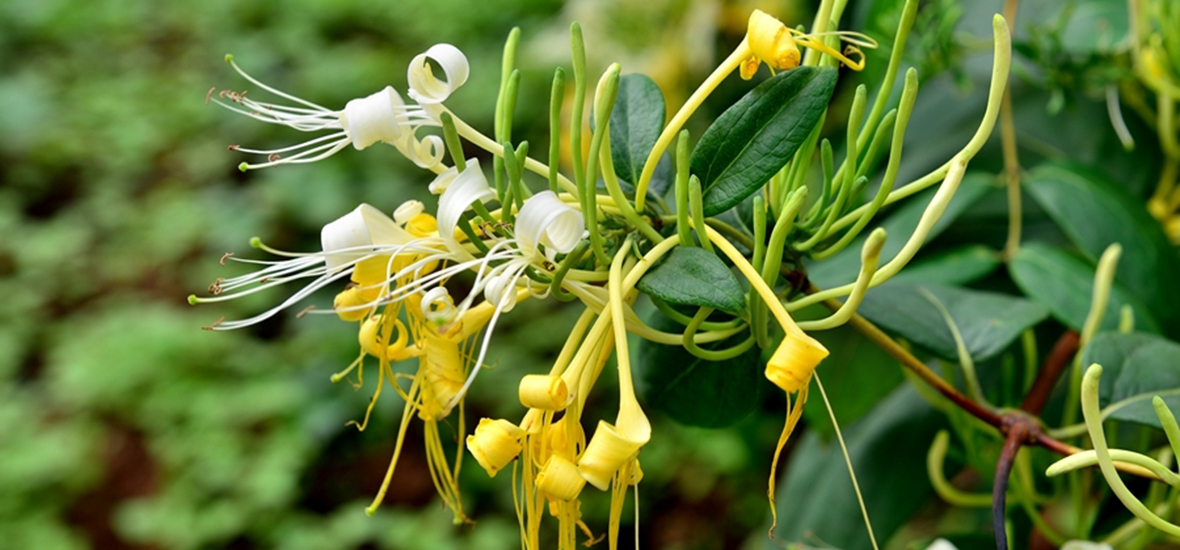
[691,67,838,216]
[808,173,996,289]
[636,246,745,313]
[1010,243,1161,335]
[856,283,1049,363]
[770,385,945,550]
[888,245,1001,286]
[1082,332,1180,429]
[637,311,760,428]
[1025,163,1180,335]
[609,74,665,189]
[802,326,905,438]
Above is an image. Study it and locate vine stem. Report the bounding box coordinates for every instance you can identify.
[1000,0,1022,261]
[1019,330,1079,415]
[816,289,1161,478]
[993,419,1031,550]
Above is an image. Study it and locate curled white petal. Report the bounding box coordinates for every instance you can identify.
[321,204,414,271]
[515,190,585,260]
[483,272,520,313]
[394,200,425,224]
[437,159,494,261]
[395,134,446,170]
[421,287,458,324]
[340,86,409,150]
[427,163,462,195]
[407,44,470,105]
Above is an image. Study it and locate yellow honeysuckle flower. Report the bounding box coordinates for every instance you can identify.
[741,9,877,79]
[467,418,525,478]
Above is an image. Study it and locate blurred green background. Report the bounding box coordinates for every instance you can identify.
[1,0,1162,548]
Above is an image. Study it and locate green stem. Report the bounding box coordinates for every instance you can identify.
[582,64,623,265]
[569,23,587,189]
[682,307,756,361]
[549,67,566,194]
[440,111,467,172]
[674,130,694,247]
[689,176,713,253]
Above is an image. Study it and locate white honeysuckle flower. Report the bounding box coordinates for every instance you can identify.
[213,46,468,170]
[194,204,449,330]
[321,203,417,271]
[436,158,496,261]
[407,43,470,105]
[924,540,958,550]
[513,190,585,261]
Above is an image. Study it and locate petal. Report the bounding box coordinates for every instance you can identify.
[340,86,408,150]
[427,163,462,195]
[320,204,415,271]
[436,159,494,261]
[514,190,585,260]
[407,44,470,105]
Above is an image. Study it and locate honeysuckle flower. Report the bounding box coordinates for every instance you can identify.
[740,9,877,79]
[467,418,525,477]
[212,44,472,170]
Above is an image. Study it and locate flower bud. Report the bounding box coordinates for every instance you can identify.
[519,374,570,410]
[536,455,586,501]
[765,332,829,393]
[466,418,524,478]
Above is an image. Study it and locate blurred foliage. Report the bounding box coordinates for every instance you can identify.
[4,0,1180,549]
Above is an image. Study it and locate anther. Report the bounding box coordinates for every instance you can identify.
[206,87,216,104]
[219,252,234,265]
[202,316,226,331]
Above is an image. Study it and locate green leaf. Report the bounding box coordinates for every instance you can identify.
[770,385,945,550]
[856,283,1049,363]
[1025,163,1180,335]
[636,311,760,428]
[609,74,665,188]
[802,325,905,438]
[1081,332,1180,429]
[636,246,746,313]
[1010,243,1161,335]
[887,245,1001,286]
[808,173,996,289]
[691,67,838,216]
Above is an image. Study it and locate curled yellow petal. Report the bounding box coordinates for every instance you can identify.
[359,315,410,362]
[765,331,829,392]
[466,418,524,478]
[519,374,570,410]
[333,286,373,322]
[578,420,645,491]
[536,455,586,501]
